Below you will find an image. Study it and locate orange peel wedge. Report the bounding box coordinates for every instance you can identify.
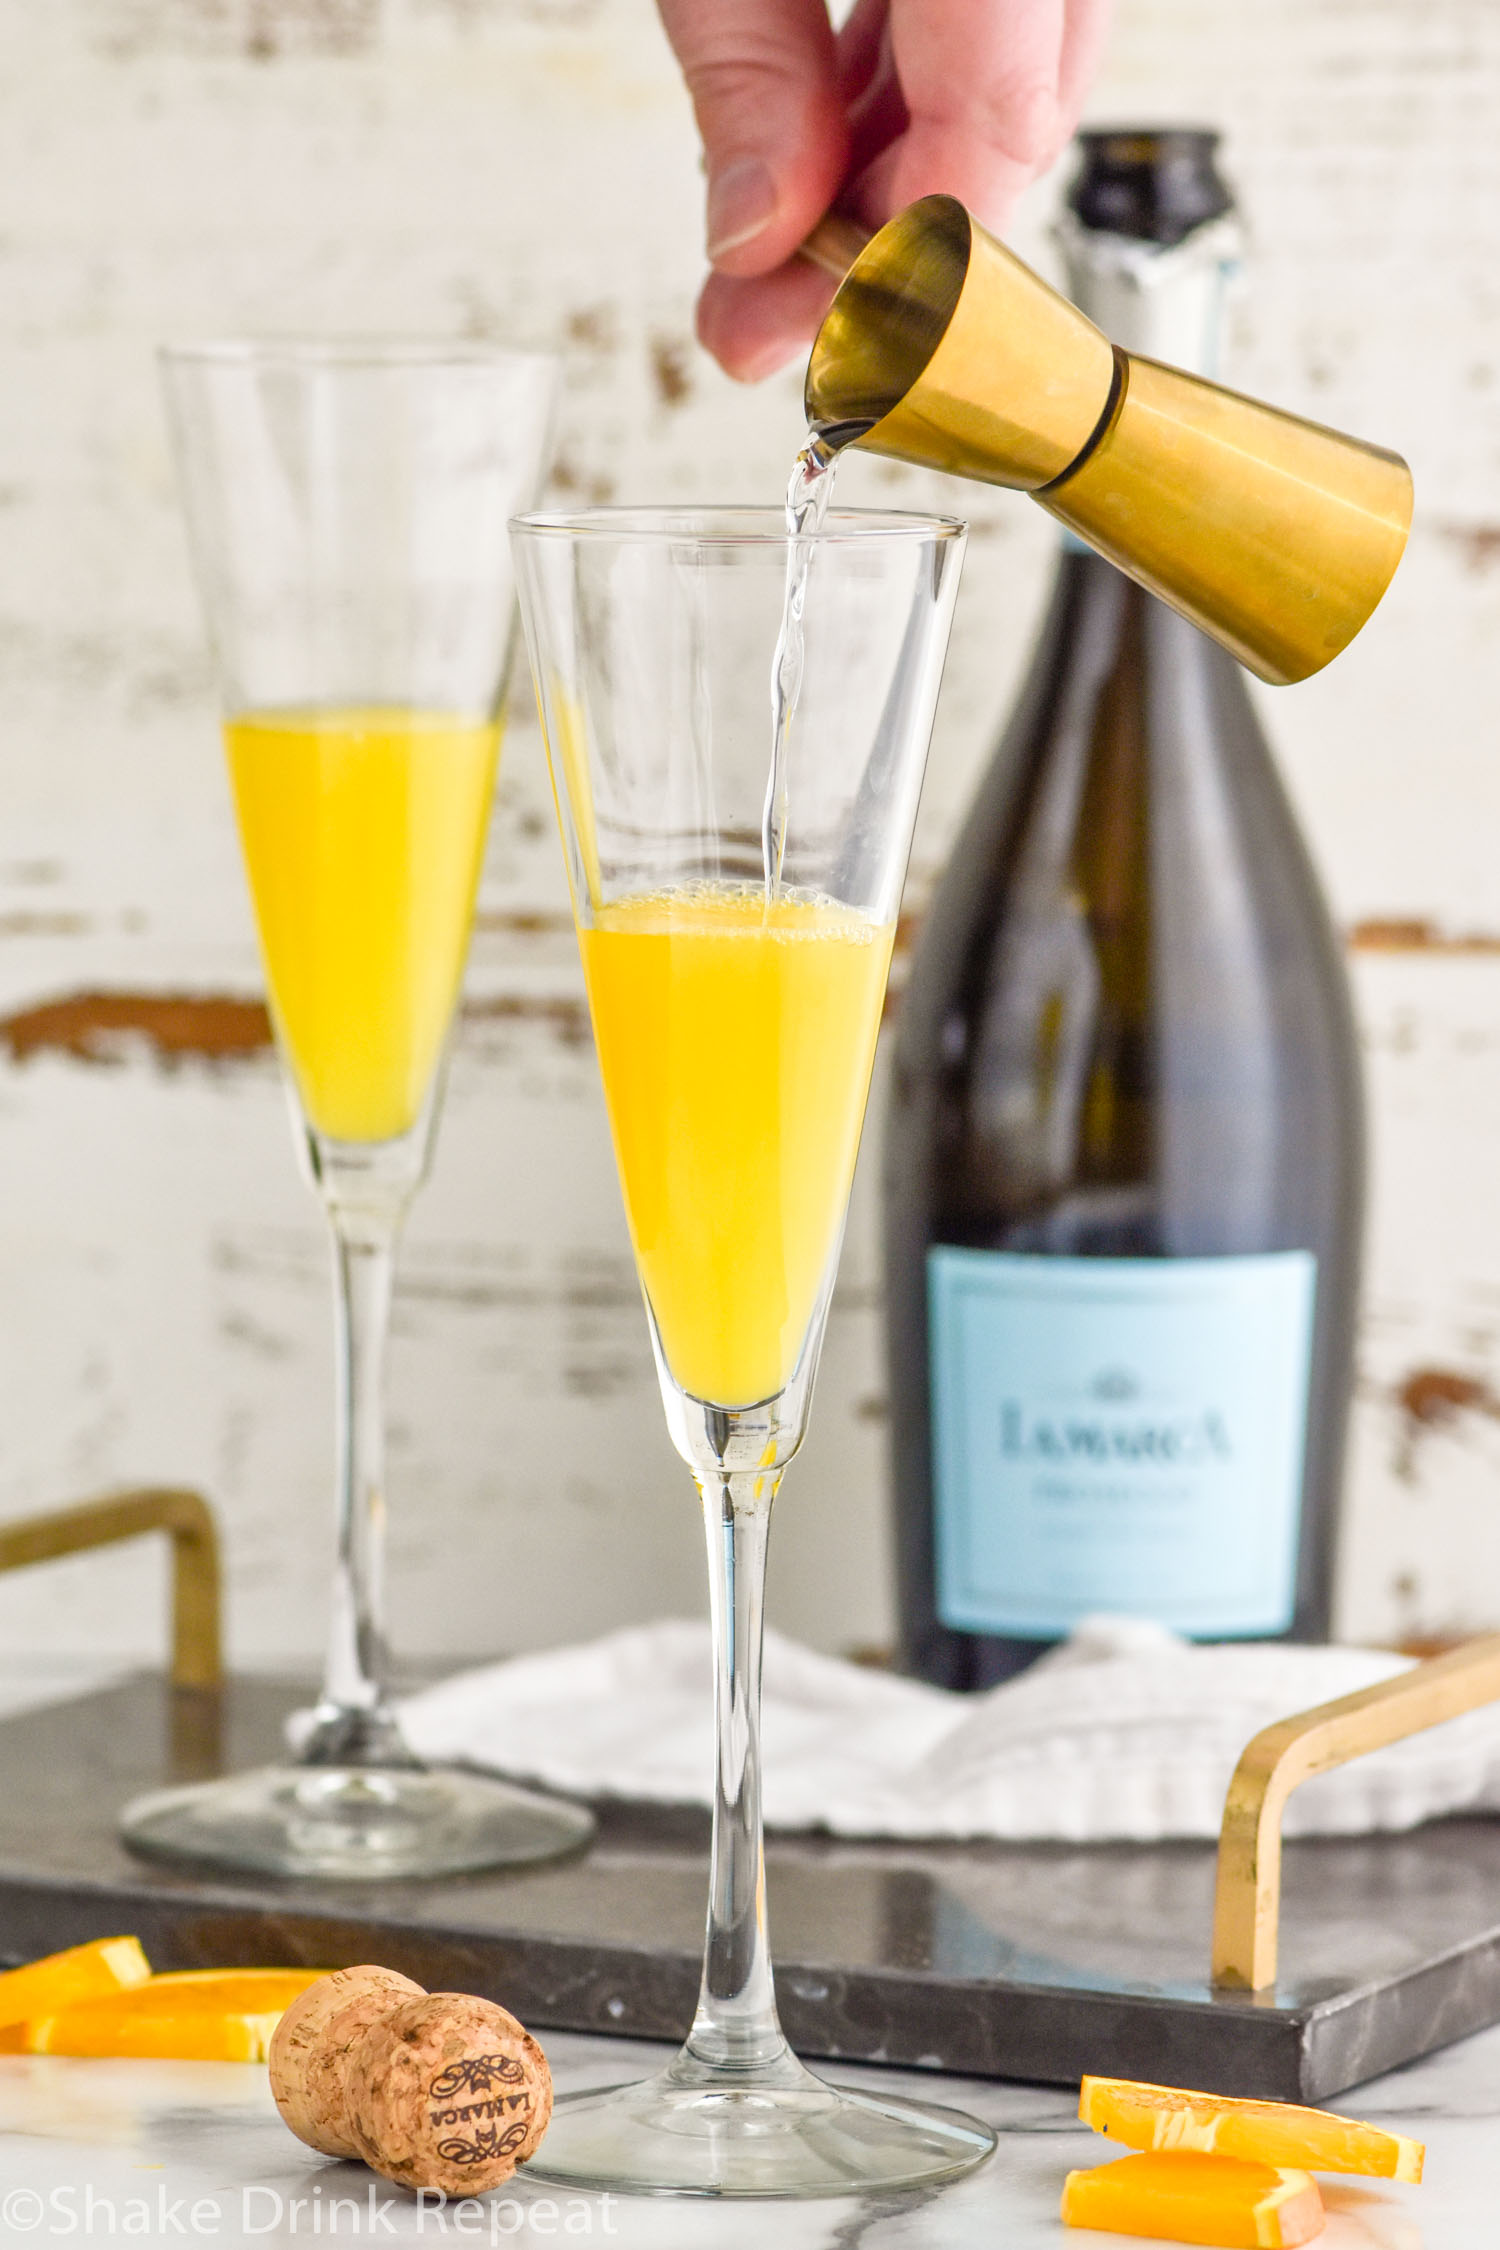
[1080,2076,1424,2184]
[0,1937,151,2031]
[1063,2150,1325,2247]
[4,1968,327,2062]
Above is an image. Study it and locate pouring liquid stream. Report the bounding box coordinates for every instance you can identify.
[762,431,841,905]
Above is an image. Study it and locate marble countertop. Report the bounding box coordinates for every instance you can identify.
[0,2020,1482,2247]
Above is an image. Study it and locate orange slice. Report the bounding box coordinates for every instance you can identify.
[1080,2076,1424,2184]
[8,1968,326,2061]
[1063,2151,1325,2247]
[0,1937,150,2031]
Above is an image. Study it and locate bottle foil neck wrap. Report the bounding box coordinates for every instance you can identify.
[1056,211,1242,378]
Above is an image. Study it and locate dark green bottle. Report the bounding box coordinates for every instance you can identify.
[884,130,1364,1688]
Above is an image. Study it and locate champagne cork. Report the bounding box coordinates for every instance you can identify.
[270,1966,425,2159]
[348,1993,553,2195]
[269,1969,552,2196]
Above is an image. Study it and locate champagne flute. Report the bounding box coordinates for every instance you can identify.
[120,341,593,1881]
[509,506,993,2194]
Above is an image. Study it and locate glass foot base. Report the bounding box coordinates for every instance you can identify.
[523,2051,996,2198]
[119,1762,594,1881]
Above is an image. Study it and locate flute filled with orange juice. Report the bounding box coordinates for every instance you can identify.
[132,339,591,1887]
[579,885,894,1408]
[510,505,975,2195]
[224,707,499,1144]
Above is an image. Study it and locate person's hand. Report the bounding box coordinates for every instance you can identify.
[657,0,1111,381]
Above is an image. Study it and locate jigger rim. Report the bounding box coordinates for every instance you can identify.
[509,504,966,547]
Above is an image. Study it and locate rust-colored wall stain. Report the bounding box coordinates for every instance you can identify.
[649,335,691,409]
[0,913,92,937]
[1397,1366,1495,1426]
[22,914,1497,1070]
[1438,522,1500,573]
[1393,1364,1500,1481]
[1349,918,1500,954]
[0,989,596,1067]
[94,0,380,63]
[546,451,617,507]
[0,991,273,1067]
[241,0,380,63]
[463,994,592,1048]
[564,305,618,354]
[470,909,574,937]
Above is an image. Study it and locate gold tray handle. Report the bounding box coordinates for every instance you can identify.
[0,1488,222,1692]
[1212,1633,1500,1992]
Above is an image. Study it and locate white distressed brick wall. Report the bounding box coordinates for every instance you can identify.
[0,0,1495,1671]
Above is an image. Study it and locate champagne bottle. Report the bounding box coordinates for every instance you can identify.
[885,130,1364,1689]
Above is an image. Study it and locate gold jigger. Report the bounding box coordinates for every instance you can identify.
[803,195,1412,685]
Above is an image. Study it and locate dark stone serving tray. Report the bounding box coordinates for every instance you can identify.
[1,1673,1498,2101]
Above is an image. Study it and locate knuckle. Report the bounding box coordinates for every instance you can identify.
[681,41,808,118]
[957,75,1067,170]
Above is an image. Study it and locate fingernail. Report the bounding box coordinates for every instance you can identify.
[706,158,777,261]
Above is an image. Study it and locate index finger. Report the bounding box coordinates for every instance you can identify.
[656,0,850,275]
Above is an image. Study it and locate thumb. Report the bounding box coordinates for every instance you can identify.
[657,0,849,276]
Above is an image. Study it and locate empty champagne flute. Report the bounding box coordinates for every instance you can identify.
[120,341,593,1880]
[510,505,993,2194]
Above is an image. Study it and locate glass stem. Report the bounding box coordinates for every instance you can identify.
[301,1200,416,1769]
[681,1467,793,2078]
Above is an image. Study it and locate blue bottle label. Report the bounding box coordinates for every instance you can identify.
[927,1248,1317,1638]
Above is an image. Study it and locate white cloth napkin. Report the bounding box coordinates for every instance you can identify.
[396,1616,1500,1843]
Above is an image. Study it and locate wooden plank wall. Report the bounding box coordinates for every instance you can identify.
[0,0,1494,1669]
